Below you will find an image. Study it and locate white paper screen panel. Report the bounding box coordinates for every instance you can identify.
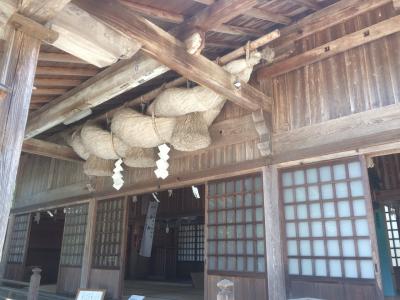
[281,159,375,279]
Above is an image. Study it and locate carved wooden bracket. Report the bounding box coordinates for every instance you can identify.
[252,109,272,157]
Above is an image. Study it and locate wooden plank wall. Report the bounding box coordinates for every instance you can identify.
[373,154,400,191]
[264,4,400,134]
[14,103,261,209]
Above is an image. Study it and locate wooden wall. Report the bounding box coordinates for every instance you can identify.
[264,4,400,134]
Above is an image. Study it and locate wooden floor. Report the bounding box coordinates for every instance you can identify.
[123,280,203,300]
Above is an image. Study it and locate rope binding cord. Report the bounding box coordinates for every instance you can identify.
[151,111,167,145]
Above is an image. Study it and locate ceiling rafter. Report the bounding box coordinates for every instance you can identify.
[290,0,322,11]
[75,0,271,112]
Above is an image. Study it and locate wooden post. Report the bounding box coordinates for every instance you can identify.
[217,279,234,300]
[0,215,15,278]
[80,199,96,288]
[262,165,287,300]
[27,267,42,300]
[0,27,41,260]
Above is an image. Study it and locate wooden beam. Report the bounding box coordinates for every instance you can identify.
[8,13,59,43]
[32,88,68,95]
[119,0,184,24]
[35,66,98,77]
[0,1,142,67]
[12,157,267,213]
[0,27,41,263]
[258,15,400,78]
[290,0,322,11]
[213,24,265,37]
[27,29,279,138]
[38,52,86,64]
[192,0,214,5]
[22,138,83,162]
[25,52,169,138]
[76,0,271,112]
[245,8,292,25]
[79,30,280,128]
[262,165,286,300]
[183,0,257,33]
[272,104,400,164]
[19,0,72,23]
[34,78,82,88]
[275,0,392,49]
[205,41,243,49]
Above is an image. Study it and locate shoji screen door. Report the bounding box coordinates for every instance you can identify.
[280,157,382,300]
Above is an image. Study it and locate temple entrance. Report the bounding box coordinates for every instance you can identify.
[124,186,205,300]
[25,210,65,286]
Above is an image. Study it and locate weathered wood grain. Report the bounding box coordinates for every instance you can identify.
[258,15,400,78]
[75,0,271,112]
[262,165,286,300]
[25,52,169,138]
[0,27,40,262]
[22,138,83,162]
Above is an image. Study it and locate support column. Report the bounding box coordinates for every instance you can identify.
[0,215,15,277]
[262,165,286,300]
[0,27,41,259]
[80,199,97,288]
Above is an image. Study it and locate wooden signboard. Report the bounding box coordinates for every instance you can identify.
[75,289,106,300]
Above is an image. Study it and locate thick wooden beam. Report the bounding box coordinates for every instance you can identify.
[19,0,72,23]
[32,88,68,95]
[27,29,279,138]
[258,15,400,78]
[0,27,41,262]
[119,0,184,24]
[25,52,169,138]
[76,0,271,112]
[22,138,82,162]
[275,0,391,49]
[183,0,257,33]
[35,66,98,77]
[34,78,82,88]
[0,1,142,67]
[272,104,400,164]
[245,8,292,25]
[290,0,322,11]
[8,13,59,43]
[213,24,265,37]
[262,165,286,300]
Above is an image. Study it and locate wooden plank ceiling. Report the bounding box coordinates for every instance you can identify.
[27,0,336,114]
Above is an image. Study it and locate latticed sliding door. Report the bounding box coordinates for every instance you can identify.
[280,157,382,299]
[5,214,31,280]
[89,197,128,300]
[57,204,88,295]
[205,174,268,300]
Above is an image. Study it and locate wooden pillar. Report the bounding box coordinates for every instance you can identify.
[80,199,96,288]
[0,28,40,260]
[0,215,15,277]
[262,165,286,300]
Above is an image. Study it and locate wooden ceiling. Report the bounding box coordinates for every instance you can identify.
[27,0,336,113]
